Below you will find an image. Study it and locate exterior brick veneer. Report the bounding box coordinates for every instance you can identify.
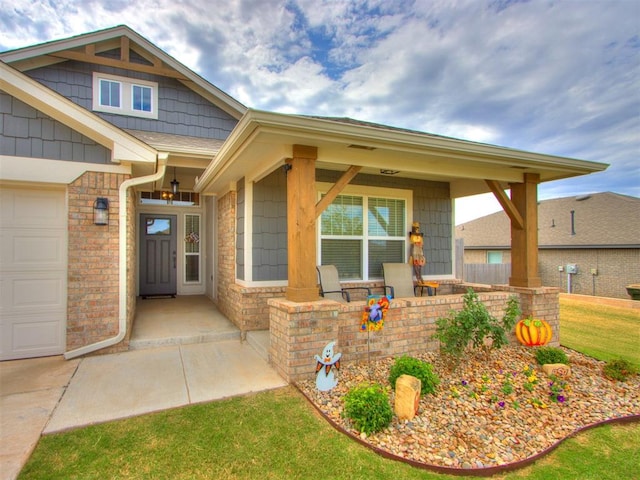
[67,171,133,353]
[268,286,560,383]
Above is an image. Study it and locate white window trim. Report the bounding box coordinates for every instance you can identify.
[316,182,413,281]
[184,213,201,284]
[92,72,158,119]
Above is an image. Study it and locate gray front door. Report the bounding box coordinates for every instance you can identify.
[139,214,177,297]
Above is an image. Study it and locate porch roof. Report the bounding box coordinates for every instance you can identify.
[194,109,608,197]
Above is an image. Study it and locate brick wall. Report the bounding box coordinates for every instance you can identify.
[216,190,237,322]
[268,286,560,383]
[464,247,638,299]
[67,171,129,351]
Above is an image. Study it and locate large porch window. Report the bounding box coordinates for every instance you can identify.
[319,187,409,280]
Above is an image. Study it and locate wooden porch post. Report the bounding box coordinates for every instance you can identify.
[509,173,542,288]
[286,145,319,302]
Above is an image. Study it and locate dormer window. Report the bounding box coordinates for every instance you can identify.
[92,72,158,119]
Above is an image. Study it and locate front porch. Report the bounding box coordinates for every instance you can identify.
[130,295,269,359]
[268,283,560,383]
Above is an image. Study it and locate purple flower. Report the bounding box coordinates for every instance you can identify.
[557,395,565,403]
[498,401,505,408]
[461,380,468,386]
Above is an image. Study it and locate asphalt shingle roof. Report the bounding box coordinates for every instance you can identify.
[456,192,640,248]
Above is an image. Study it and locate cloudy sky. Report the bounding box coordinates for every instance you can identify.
[1,0,638,223]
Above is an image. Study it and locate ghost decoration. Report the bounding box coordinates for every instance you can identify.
[314,341,342,391]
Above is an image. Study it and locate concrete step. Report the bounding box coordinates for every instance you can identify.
[246,330,270,361]
[129,329,241,350]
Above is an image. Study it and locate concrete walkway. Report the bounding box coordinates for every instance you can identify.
[1,340,286,480]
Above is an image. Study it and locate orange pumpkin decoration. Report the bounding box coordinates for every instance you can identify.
[515,318,552,346]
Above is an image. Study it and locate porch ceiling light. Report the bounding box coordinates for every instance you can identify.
[380,169,400,175]
[93,197,109,225]
[170,167,180,195]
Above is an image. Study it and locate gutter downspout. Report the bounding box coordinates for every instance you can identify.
[65,154,168,359]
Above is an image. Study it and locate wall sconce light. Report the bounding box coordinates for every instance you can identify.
[93,197,109,225]
[170,167,180,195]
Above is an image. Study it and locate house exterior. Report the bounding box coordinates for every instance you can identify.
[1,26,607,379]
[455,192,640,299]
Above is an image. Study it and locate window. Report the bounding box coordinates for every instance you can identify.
[99,79,121,108]
[132,84,152,112]
[184,214,200,283]
[487,251,503,264]
[319,187,410,280]
[93,72,158,119]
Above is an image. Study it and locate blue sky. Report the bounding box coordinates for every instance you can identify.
[1,0,638,223]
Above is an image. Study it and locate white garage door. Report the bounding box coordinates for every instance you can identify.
[0,187,67,360]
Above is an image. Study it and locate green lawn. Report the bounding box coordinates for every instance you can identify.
[19,299,640,480]
[560,297,640,368]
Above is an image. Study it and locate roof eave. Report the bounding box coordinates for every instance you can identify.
[195,109,609,195]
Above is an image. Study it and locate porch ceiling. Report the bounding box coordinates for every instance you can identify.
[194,109,608,198]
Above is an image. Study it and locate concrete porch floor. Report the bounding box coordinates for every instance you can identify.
[130,295,269,358]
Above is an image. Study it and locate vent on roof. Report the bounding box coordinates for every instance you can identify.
[576,194,591,201]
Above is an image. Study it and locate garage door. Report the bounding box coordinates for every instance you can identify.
[0,187,67,360]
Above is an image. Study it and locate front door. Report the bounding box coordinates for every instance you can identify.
[139,214,177,297]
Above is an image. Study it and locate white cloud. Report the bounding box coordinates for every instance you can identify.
[1,0,638,215]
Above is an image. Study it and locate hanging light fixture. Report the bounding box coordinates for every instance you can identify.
[170,167,180,195]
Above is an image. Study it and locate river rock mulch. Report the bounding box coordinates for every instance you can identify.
[297,346,640,472]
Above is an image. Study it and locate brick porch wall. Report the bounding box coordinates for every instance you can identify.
[268,286,560,383]
[216,191,237,323]
[67,171,130,352]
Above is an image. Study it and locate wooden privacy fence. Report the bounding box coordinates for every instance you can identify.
[463,263,511,285]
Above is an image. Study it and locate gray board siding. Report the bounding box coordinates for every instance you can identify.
[24,60,238,140]
[252,169,288,281]
[0,90,111,163]
[245,168,452,282]
[236,178,245,281]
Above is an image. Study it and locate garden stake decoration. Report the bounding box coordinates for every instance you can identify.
[361,295,390,379]
[515,317,553,346]
[314,341,342,391]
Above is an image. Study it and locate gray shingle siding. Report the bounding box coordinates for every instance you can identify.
[24,61,237,140]
[252,169,288,281]
[0,90,110,162]
[317,169,452,276]
[236,178,245,281]
[244,168,452,283]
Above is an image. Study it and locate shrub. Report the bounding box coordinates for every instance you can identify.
[603,359,638,382]
[534,346,569,365]
[432,289,521,364]
[343,383,393,435]
[388,356,440,395]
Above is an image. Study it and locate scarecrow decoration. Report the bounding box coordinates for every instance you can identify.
[409,221,425,282]
[314,341,342,391]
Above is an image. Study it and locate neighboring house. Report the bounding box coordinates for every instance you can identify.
[455,192,640,299]
[1,26,606,379]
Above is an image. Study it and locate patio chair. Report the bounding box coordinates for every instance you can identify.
[317,265,371,302]
[382,263,435,298]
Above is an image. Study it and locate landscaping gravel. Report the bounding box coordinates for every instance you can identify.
[298,346,640,471]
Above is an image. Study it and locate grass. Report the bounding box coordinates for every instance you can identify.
[559,297,640,368]
[19,299,640,480]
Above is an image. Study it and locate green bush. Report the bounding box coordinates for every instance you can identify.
[603,359,638,382]
[535,346,569,365]
[388,356,440,396]
[431,289,521,365]
[342,383,393,435]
